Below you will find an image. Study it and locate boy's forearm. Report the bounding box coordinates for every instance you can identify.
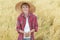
[19,29,35,34]
[30,29,35,33]
[19,30,24,33]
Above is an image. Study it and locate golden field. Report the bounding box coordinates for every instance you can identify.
[0,0,60,40]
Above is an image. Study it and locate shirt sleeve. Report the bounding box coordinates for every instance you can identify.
[33,16,38,32]
[16,17,21,33]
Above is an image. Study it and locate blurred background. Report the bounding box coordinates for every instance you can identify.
[0,0,60,40]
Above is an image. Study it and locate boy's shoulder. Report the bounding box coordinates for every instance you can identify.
[31,13,37,18]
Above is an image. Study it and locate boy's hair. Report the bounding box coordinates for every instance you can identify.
[21,3,30,8]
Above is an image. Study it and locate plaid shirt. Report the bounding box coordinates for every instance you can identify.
[16,13,38,40]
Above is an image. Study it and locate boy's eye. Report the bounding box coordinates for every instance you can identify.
[22,6,28,8]
[26,6,28,8]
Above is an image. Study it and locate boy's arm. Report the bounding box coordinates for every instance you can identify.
[16,17,24,34]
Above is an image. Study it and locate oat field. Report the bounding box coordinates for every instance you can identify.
[0,0,60,40]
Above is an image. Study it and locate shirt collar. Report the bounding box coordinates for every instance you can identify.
[21,12,32,17]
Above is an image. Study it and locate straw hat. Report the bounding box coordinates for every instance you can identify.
[15,1,36,13]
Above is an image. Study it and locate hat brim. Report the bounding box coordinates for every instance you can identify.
[15,1,36,13]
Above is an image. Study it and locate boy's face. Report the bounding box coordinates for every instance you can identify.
[21,5,30,14]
